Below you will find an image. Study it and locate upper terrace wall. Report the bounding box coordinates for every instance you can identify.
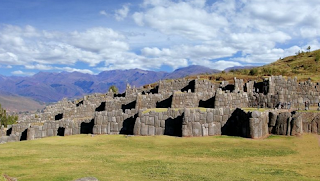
[136,92,173,109]
[158,79,194,93]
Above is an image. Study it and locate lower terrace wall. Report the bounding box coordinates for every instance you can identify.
[2,109,320,144]
[93,109,137,135]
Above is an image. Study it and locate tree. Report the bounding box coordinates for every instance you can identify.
[0,103,18,127]
[307,46,311,53]
[108,85,118,94]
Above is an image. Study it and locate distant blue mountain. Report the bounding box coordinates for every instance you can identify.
[0,65,220,102]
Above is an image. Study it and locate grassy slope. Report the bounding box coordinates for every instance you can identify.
[162,49,320,85]
[0,94,45,113]
[0,134,319,181]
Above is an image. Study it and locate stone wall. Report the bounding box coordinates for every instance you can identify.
[158,79,194,93]
[214,89,249,108]
[195,79,216,93]
[134,109,184,136]
[93,109,137,135]
[136,92,173,109]
[133,108,234,137]
[234,77,244,92]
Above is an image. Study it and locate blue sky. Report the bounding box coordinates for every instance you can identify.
[0,0,320,76]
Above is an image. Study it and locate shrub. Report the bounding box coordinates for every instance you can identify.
[249,68,259,76]
[108,85,119,94]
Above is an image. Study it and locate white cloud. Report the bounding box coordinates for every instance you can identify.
[25,64,53,70]
[133,0,228,41]
[1,0,320,76]
[59,67,94,74]
[12,70,35,76]
[100,10,108,16]
[115,5,130,21]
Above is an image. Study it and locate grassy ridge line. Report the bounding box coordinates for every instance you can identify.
[151,49,320,87]
[0,134,319,180]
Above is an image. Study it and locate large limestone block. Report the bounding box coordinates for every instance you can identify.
[133,118,141,135]
[182,122,193,137]
[155,127,164,135]
[290,116,302,135]
[274,112,291,135]
[147,117,155,126]
[206,112,214,123]
[192,122,201,136]
[148,126,155,136]
[251,111,261,118]
[47,129,54,137]
[101,125,108,134]
[311,117,320,134]
[268,112,277,127]
[141,123,148,136]
[208,122,221,136]
[249,118,262,139]
[111,122,119,133]
[202,124,208,136]
[93,125,101,135]
[65,128,72,136]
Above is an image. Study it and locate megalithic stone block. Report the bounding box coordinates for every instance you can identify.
[101,125,107,134]
[192,122,201,136]
[133,118,141,135]
[249,118,261,139]
[141,123,148,136]
[208,122,221,136]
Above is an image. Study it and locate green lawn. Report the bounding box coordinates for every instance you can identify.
[0,134,319,181]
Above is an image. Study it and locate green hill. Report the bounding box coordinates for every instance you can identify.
[234,49,320,81]
[179,49,320,84]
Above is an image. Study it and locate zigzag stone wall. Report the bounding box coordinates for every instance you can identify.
[2,75,320,144]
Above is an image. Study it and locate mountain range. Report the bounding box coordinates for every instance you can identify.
[0,65,220,106]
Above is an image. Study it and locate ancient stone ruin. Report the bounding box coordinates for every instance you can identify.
[1,75,320,143]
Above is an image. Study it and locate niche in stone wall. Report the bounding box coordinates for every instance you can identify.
[57,127,65,136]
[254,82,264,93]
[164,114,183,137]
[80,119,94,134]
[222,84,235,92]
[121,100,136,112]
[55,113,63,121]
[6,127,12,136]
[115,92,126,97]
[142,86,159,95]
[76,100,84,107]
[198,96,215,108]
[120,114,138,135]
[95,102,106,112]
[156,95,173,108]
[181,80,195,92]
[20,129,28,141]
[221,108,249,137]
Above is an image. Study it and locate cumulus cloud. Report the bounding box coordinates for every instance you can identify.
[12,70,35,76]
[1,0,320,76]
[115,4,130,21]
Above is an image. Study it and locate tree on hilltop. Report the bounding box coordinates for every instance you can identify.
[307,46,311,53]
[108,85,118,94]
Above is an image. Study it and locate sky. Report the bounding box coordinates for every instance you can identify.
[0,0,320,76]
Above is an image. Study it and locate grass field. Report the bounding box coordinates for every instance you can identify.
[0,134,319,181]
